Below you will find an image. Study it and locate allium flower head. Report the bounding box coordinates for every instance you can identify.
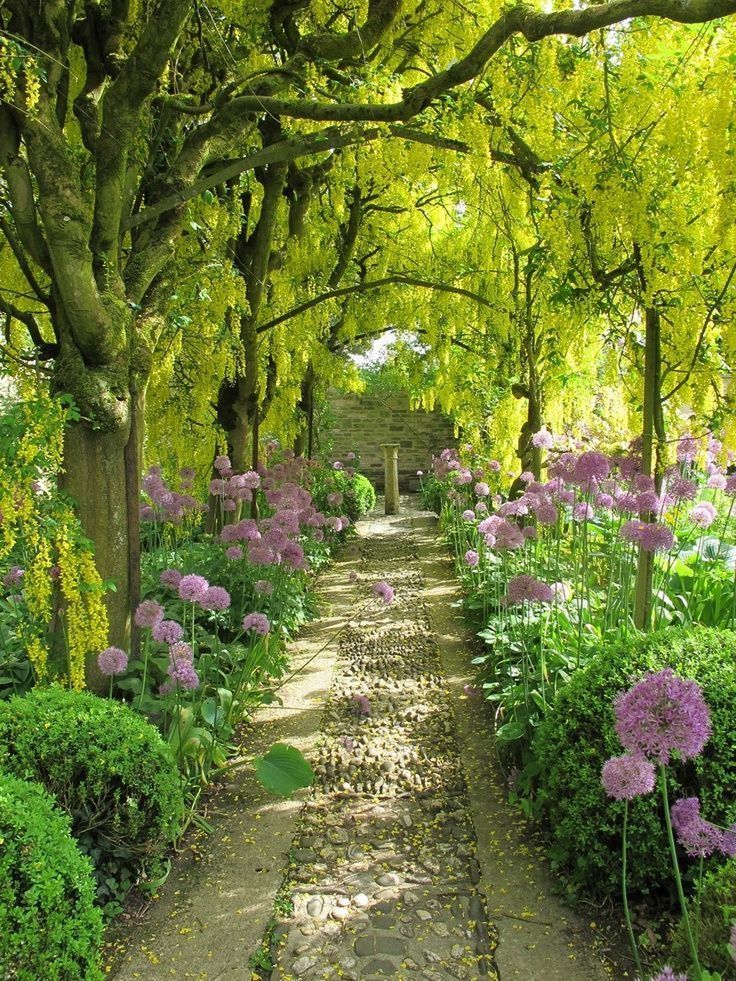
[166,654,199,690]
[214,454,231,473]
[152,619,184,644]
[201,585,231,611]
[505,575,553,605]
[464,549,479,567]
[573,451,610,486]
[160,568,182,589]
[601,753,656,800]
[178,574,209,602]
[226,545,243,561]
[614,668,711,764]
[97,646,128,676]
[670,797,728,858]
[474,482,490,497]
[255,579,274,595]
[689,501,717,529]
[650,968,689,981]
[669,477,697,502]
[707,473,727,490]
[373,580,395,605]
[536,501,559,525]
[677,434,699,463]
[531,428,554,449]
[462,509,476,521]
[488,460,501,472]
[351,694,372,717]
[243,612,270,635]
[134,599,165,628]
[638,521,675,553]
[493,521,525,550]
[573,501,594,522]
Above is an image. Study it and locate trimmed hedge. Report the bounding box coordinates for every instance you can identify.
[345,472,376,520]
[0,772,103,979]
[671,862,736,979]
[0,687,184,910]
[535,627,736,896]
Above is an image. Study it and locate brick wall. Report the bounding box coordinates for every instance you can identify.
[319,392,457,491]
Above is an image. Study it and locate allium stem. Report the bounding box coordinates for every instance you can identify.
[660,763,702,981]
[621,801,643,978]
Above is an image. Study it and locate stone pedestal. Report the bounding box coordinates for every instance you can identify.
[380,443,400,515]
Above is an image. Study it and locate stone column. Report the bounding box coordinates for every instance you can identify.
[380,443,400,515]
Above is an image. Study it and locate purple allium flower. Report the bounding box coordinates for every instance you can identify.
[669,476,698,502]
[522,525,537,540]
[255,579,274,594]
[520,471,535,485]
[505,575,553,605]
[97,646,128,676]
[638,521,675,553]
[152,619,184,644]
[169,640,194,662]
[327,492,344,507]
[226,545,243,561]
[595,492,614,509]
[346,451,356,461]
[166,655,199,690]
[536,501,559,525]
[200,585,231,611]
[677,434,699,463]
[670,797,728,858]
[573,501,594,522]
[455,468,473,486]
[462,509,476,521]
[636,490,661,515]
[707,473,727,490]
[209,478,226,496]
[493,521,525,550]
[650,968,689,981]
[134,599,165,628]
[140,505,155,522]
[332,460,343,470]
[373,580,395,605]
[601,754,656,800]
[160,568,182,589]
[689,501,717,529]
[2,566,24,587]
[614,668,711,765]
[464,549,479,567]
[243,611,270,635]
[214,454,231,473]
[488,460,501,472]
[531,428,554,449]
[573,451,610,486]
[351,694,372,717]
[730,924,736,965]
[178,574,210,602]
[726,474,736,496]
[474,481,490,497]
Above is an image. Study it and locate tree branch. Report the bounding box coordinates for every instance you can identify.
[256,275,498,334]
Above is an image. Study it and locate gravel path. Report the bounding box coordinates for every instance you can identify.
[267,512,499,980]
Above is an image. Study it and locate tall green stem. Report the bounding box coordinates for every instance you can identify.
[621,801,643,978]
[660,764,702,980]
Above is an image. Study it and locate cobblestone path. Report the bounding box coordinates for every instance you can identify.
[268,518,499,980]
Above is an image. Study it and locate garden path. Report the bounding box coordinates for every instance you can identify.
[108,499,614,980]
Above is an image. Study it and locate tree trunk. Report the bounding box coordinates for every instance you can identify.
[633,306,661,631]
[61,420,132,691]
[294,364,316,457]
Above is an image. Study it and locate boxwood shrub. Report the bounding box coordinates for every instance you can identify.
[535,627,736,896]
[0,772,103,979]
[0,687,184,911]
[345,472,376,520]
[671,861,736,978]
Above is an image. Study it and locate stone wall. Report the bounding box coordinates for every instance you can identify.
[319,392,457,491]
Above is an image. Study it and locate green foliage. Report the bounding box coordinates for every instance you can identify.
[253,743,315,797]
[671,863,736,979]
[419,473,446,515]
[0,687,184,914]
[345,473,376,520]
[535,628,736,898]
[0,772,103,980]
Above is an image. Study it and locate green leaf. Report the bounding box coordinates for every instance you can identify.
[495,720,527,742]
[254,743,314,797]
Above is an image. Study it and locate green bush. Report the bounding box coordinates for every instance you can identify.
[0,772,103,979]
[535,627,736,897]
[670,862,736,978]
[344,472,376,520]
[0,687,184,912]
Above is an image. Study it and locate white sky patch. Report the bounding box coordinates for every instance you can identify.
[349,330,397,367]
